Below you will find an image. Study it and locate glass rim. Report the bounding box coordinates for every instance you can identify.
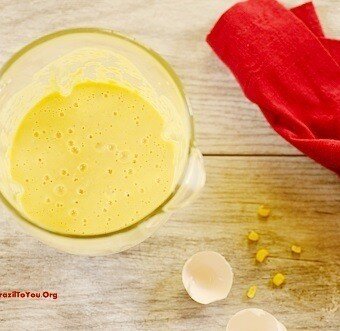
[0,27,195,239]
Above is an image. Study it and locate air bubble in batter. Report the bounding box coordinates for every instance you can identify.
[71,147,79,154]
[78,188,85,195]
[54,185,67,196]
[78,163,87,172]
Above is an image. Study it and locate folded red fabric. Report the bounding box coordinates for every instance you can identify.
[290,2,324,37]
[207,0,340,175]
[291,2,340,64]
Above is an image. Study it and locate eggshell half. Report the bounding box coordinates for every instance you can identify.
[226,308,287,331]
[182,251,233,304]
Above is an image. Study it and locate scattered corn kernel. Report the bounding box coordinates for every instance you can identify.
[272,273,285,286]
[291,245,302,254]
[247,285,257,299]
[248,231,259,242]
[256,248,269,263]
[258,205,270,218]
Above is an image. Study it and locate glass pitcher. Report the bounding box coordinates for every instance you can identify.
[0,28,205,255]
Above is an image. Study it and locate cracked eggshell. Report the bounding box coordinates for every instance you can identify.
[226,308,287,331]
[182,251,233,304]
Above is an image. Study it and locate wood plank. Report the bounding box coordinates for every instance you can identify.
[0,156,338,330]
[0,0,339,155]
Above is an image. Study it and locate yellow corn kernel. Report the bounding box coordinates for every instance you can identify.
[248,231,259,242]
[256,248,269,263]
[247,285,257,299]
[291,245,302,254]
[258,205,270,218]
[272,273,285,286]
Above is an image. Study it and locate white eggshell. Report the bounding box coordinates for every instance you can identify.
[226,308,287,331]
[182,251,233,304]
[277,321,287,331]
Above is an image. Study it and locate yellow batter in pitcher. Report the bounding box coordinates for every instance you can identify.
[10,80,176,236]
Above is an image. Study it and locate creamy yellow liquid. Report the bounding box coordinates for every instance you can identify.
[10,81,175,236]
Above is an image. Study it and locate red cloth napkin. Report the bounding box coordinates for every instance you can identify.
[207,0,340,175]
[290,2,340,64]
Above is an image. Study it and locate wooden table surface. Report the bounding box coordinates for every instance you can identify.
[0,0,339,330]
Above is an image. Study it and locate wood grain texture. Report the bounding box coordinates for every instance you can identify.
[0,0,339,330]
[0,0,339,155]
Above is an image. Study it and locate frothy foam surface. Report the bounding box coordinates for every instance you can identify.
[10,81,175,235]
